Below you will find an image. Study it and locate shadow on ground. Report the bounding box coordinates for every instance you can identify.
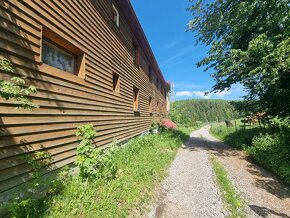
[182,132,290,201]
[249,205,290,218]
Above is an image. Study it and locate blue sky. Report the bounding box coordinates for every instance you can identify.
[130,0,246,100]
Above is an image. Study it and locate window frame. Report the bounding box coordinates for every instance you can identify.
[133,42,140,66]
[148,65,152,82]
[40,26,86,79]
[112,72,120,93]
[42,39,77,74]
[149,96,152,114]
[133,87,140,112]
[156,78,159,90]
[112,4,120,27]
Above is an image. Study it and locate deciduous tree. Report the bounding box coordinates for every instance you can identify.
[188,0,290,117]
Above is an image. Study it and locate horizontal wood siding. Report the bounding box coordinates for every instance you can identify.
[0,0,168,194]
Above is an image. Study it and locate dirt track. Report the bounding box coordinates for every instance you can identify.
[149,126,290,218]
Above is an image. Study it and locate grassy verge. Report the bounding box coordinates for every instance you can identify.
[209,153,246,218]
[8,126,195,218]
[210,121,261,149]
[210,121,290,185]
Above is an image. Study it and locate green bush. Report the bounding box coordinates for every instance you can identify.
[75,124,119,179]
[247,134,290,184]
[211,119,290,185]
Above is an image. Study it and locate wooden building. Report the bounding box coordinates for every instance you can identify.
[0,0,170,196]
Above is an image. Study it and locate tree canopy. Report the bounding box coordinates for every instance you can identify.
[169,99,240,126]
[188,0,290,117]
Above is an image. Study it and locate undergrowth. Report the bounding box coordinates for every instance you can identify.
[210,153,246,218]
[210,119,290,185]
[8,125,194,217]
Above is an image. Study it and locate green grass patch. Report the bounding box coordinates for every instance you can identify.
[8,126,195,218]
[209,153,246,218]
[210,120,290,185]
[210,121,262,149]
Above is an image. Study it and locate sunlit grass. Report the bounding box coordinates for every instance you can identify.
[8,126,196,218]
[210,153,246,218]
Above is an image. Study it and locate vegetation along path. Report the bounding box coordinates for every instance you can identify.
[150,126,290,218]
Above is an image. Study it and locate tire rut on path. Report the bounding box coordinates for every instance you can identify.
[150,126,290,218]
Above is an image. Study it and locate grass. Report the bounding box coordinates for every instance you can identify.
[210,120,262,149]
[8,126,196,218]
[210,120,290,185]
[209,153,246,218]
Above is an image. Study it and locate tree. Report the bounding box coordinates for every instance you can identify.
[187,0,290,117]
[0,57,38,109]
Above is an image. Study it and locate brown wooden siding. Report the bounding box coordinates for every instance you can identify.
[0,0,169,195]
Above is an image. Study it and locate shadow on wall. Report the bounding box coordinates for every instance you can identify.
[0,3,66,201]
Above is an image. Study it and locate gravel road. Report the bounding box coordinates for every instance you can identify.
[149,126,290,218]
[149,127,227,218]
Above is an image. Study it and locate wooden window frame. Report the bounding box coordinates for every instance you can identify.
[133,42,140,66]
[40,26,86,79]
[112,73,120,93]
[149,96,152,114]
[133,87,140,112]
[156,78,159,90]
[112,4,120,27]
[148,65,152,82]
[156,101,160,115]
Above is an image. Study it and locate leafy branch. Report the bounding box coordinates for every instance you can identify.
[0,57,38,109]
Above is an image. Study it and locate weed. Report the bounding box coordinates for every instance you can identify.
[210,153,246,218]
[44,126,193,217]
[5,126,195,217]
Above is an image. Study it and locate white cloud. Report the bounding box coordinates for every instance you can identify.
[175,89,231,99]
[192,91,210,99]
[176,91,194,97]
[213,89,231,97]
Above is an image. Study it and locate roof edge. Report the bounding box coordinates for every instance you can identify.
[115,0,167,86]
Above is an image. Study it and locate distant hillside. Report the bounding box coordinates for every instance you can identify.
[169,99,240,126]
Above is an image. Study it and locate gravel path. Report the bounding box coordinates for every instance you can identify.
[149,126,290,218]
[149,127,227,218]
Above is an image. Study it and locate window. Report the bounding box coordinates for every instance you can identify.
[42,40,76,74]
[133,87,140,111]
[148,65,152,82]
[41,26,86,79]
[133,42,140,65]
[156,101,159,113]
[112,4,119,27]
[112,73,120,93]
[149,97,152,113]
[156,78,159,90]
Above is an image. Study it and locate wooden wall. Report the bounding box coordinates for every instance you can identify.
[0,0,169,195]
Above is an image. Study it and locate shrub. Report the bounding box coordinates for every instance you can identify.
[75,124,119,179]
[247,134,290,184]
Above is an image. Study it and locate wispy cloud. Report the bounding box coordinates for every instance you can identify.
[160,45,194,68]
[176,89,231,99]
[174,83,205,89]
[161,38,185,50]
